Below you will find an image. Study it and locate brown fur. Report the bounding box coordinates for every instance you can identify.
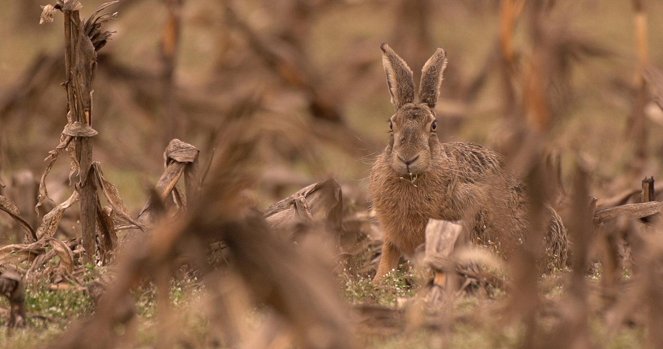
[370,45,567,282]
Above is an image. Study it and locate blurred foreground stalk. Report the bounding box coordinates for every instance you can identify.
[627,0,650,175]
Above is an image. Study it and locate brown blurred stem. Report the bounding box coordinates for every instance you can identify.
[628,0,649,175]
[565,161,594,347]
[498,0,523,118]
[223,3,377,155]
[524,0,552,133]
[223,3,344,125]
[391,0,432,74]
[161,0,184,144]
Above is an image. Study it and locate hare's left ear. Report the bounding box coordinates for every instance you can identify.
[418,48,447,108]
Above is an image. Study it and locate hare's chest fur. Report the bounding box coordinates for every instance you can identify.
[369,155,474,253]
[370,152,479,218]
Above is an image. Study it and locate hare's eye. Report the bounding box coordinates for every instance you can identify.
[431,120,437,131]
[389,121,393,131]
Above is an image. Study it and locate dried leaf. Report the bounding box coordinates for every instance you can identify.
[38,135,73,212]
[49,239,75,274]
[164,139,199,165]
[97,205,116,263]
[264,179,344,240]
[35,192,79,239]
[92,163,143,231]
[83,1,119,52]
[26,248,56,279]
[39,4,57,24]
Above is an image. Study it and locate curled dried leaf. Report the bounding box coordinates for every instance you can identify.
[39,4,57,24]
[35,192,79,239]
[165,139,199,165]
[39,135,73,212]
[83,1,119,52]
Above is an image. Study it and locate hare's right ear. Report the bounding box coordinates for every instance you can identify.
[381,43,415,109]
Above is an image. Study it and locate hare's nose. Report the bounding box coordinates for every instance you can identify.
[398,155,419,166]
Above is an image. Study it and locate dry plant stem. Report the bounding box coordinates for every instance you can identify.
[137,139,199,225]
[640,176,655,223]
[62,6,100,263]
[630,177,657,276]
[593,201,663,224]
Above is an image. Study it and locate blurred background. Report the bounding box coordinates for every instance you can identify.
[3,2,663,348]
[2,0,663,211]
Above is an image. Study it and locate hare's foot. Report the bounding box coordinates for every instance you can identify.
[373,241,401,284]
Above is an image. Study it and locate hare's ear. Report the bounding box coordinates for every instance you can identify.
[418,48,448,108]
[381,43,415,109]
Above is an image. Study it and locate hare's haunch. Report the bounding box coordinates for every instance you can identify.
[370,44,568,283]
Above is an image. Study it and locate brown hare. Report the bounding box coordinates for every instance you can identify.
[370,44,568,283]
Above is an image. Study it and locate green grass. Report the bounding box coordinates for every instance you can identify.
[342,266,418,307]
[0,283,92,349]
[0,267,650,349]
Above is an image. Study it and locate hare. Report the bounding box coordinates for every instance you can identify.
[370,44,567,283]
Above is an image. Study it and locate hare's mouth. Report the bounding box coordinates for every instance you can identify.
[392,153,427,177]
[399,172,419,187]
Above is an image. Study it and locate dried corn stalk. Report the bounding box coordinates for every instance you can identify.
[39,0,118,262]
[137,139,199,226]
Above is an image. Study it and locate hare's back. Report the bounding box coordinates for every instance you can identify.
[441,142,504,181]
